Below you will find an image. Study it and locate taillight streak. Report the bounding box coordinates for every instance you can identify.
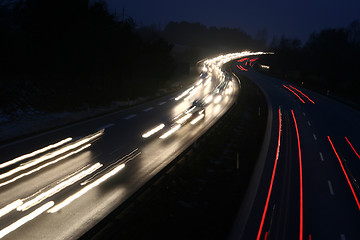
[291,110,303,240]
[257,108,282,240]
[283,85,305,104]
[289,85,315,104]
[345,137,360,160]
[328,136,360,211]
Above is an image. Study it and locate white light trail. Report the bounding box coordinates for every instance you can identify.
[0,138,72,169]
[48,164,125,213]
[205,95,213,104]
[190,114,204,125]
[0,201,54,239]
[159,125,181,139]
[142,124,165,138]
[176,113,192,124]
[0,144,91,188]
[0,131,102,181]
[214,95,222,104]
[17,163,102,211]
[0,200,23,218]
[175,86,194,101]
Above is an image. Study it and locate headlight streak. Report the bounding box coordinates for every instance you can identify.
[176,113,192,124]
[142,124,165,138]
[190,114,204,125]
[48,164,125,213]
[0,131,103,181]
[0,200,23,219]
[175,86,194,101]
[17,163,102,212]
[159,125,181,139]
[214,95,222,104]
[0,138,73,169]
[205,95,213,104]
[0,144,91,188]
[81,148,140,186]
[0,201,54,239]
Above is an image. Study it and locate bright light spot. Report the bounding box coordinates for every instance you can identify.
[0,137,73,169]
[205,95,213,104]
[0,201,54,239]
[176,114,192,124]
[196,79,203,86]
[142,124,165,138]
[260,64,270,70]
[0,200,23,219]
[214,95,222,104]
[190,114,204,125]
[17,163,102,211]
[0,144,92,188]
[48,164,125,213]
[159,125,181,139]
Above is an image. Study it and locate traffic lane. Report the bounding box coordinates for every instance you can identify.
[0,78,239,240]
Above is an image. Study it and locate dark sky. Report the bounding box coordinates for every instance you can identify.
[106,0,360,43]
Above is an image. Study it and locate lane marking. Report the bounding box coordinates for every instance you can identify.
[257,108,282,240]
[97,123,115,131]
[291,110,304,240]
[340,234,346,240]
[319,152,324,161]
[283,85,305,103]
[345,137,360,160]
[313,134,317,141]
[158,101,166,106]
[289,85,315,104]
[124,114,136,120]
[328,180,334,195]
[143,107,154,112]
[307,121,311,126]
[168,97,173,101]
[328,136,360,211]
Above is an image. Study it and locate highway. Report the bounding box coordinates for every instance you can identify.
[0,52,265,239]
[230,59,360,240]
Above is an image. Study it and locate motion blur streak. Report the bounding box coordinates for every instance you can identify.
[214,95,222,104]
[175,86,194,101]
[0,201,54,239]
[0,144,91,188]
[283,85,305,104]
[291,110,303,240]
[289,85,315,104]
[176,114,192,124]
[142,124,165,138]
[328,136,360,211]
[236,65,248,71]
[0,200,23,218]
[0,130,102,180]
[159,125,181,139]
[257,108,282,240]
[48,164,125,213]
[190,114,205,125]
[17,163,102,211]
[345,137,360,160]
[0,137,72,169]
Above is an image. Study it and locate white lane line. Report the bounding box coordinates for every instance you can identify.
[313,134,317,140]
[168,97,174,100]
[158,101,166,106]
[307,121,311,126]
[303,112,306,116]
[328,180,334,195]
[109,148,121,155]
[340,234,346,240]
[143,107,154,112]
[124,114,136,120]
[97,123,115,131]
[319,152,324,162]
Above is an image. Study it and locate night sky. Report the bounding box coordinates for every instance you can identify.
[106,0,360,43]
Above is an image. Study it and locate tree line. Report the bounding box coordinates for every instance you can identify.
[258,21,360,107]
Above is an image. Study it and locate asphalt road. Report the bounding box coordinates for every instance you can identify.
[230,60,360,240]
[0,59,240,239]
